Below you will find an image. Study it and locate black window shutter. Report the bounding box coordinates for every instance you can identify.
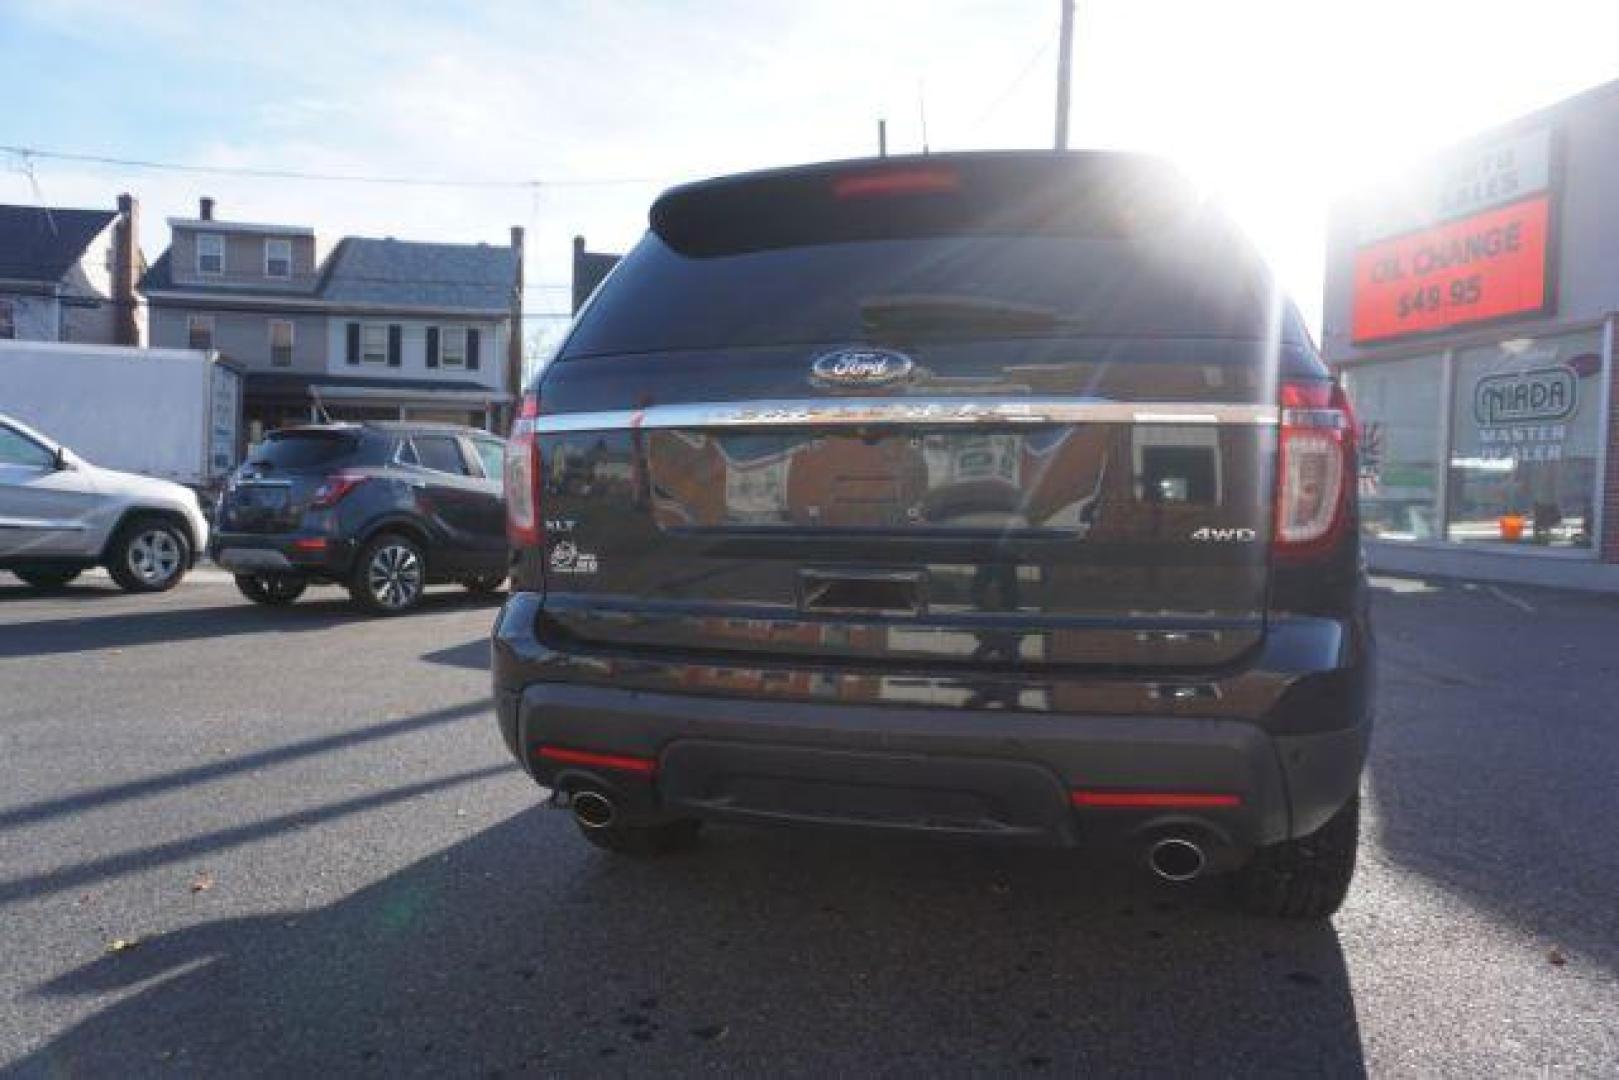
[426,326,439,368]
[345,322,360,365]
[387,324,402,367]
[467,328,481,370]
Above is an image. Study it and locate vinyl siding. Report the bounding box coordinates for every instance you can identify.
[169,228,319,291]
[325,317,506,390]
[150,307,328,372]
[0,292,61,341]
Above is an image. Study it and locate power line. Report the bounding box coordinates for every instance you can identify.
[1,144,667,190]
[970,29,1060,134]
[138,295,579,320]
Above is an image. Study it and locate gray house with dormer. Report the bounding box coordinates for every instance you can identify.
[141,198,522,442]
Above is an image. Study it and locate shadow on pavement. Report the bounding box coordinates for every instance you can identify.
[16,811,1365,1076]
[0,582,127,603]
[422,637,491,671]
[0,588,503,660]
[0,700,489,833]
[0,763,517,907]
[1367,578,1619,974]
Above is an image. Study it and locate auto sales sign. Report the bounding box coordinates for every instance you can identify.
[1349,128,1555,344]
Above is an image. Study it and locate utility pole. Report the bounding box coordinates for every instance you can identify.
[1054,0,1075,150]
[878,119,888,157]
[918,81,931,155]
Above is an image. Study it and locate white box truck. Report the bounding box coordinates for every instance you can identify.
[0,341,243,489]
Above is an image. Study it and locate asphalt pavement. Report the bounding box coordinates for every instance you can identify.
[1,571,1616,1076]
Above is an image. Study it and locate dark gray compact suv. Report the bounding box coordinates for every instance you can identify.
[492,152,1373,918]
[213,422,508,614]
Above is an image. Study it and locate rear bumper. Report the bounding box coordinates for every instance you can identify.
[209,532,358,579]
[499,681,1368,850]
[493,593,1372,851]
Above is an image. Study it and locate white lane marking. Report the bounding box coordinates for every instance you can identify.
[1485,585,1536,614]
[1369,575,1440,594]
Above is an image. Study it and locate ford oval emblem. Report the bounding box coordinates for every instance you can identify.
[810,348,916,388]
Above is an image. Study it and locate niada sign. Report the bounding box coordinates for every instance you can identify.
[1473,366,1577,425]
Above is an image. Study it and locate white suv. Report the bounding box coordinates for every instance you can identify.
[0,413,210,592]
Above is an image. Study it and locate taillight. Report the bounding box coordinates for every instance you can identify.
[1274,380,1355,556]
[505,392,543,546]
[311,473,366,508]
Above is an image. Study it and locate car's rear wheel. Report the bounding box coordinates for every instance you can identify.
[234,574,308,606]
[349,533,427,615]
[575,816,703,856]
[107,517,190,593]
[1232,795,1359,919]
[12,567,82,589]
[461,572,506,594]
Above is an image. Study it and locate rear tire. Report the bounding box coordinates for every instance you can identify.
[576,817,702,856]
[1232,795,1359,919]
[12,567,82,589]
[461,572,506,594]
[107,517,190,593]
[348,532,427,615]
[234,574,307,606]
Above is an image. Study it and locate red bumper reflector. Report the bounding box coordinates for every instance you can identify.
[1070,791,1241,809]
[536,745,657,776]
[291,538,328,551]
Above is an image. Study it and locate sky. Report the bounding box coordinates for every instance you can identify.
[3,0,1618,359]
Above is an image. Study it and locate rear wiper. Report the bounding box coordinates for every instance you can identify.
[860,295,1085,338]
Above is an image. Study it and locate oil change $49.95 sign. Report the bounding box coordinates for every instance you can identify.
[1350,193,1552,344]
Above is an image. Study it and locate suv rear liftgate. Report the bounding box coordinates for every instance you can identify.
[493,152,1372,917]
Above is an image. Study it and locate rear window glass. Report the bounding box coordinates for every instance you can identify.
[248,431,357,469]
[410,435,472,476]
[561,231,1304,360]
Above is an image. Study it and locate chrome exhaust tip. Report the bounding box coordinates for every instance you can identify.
[571,790,617,830]
[1147,836,1207,883]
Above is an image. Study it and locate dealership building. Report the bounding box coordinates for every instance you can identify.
[1323,79,1619,591]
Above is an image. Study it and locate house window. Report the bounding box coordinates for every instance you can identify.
[0,300,14,340]
[361,324,389,364]
[440,326,467,367]
[197,233,224,276]
[187,315,215,350]
[265,238,291,279]
[269,319,294,367]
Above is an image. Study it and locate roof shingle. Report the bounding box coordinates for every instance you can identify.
[319,237,517,311]
[0,205,116,282]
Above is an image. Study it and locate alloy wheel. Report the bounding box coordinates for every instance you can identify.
[366,543,423,610]
[128,529,182,586]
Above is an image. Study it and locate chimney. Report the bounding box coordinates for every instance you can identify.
[112,193,141,346]
[507,226,525,426]
[199,196,215,221]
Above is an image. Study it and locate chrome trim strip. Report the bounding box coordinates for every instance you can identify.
[535,398,1278,433]
[0,519,89,531]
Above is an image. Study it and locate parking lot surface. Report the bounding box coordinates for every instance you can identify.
[1,572,1617,1076]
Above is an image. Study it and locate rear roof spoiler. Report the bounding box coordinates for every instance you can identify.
[650,150,1202,257]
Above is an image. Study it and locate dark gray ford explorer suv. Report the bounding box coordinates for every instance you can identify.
[492,151,1373,918]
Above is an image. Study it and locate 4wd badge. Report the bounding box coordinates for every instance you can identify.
[1190,527,1257,542]
[549,540,599,574]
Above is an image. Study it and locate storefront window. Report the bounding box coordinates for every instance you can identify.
[1447,330,1602,550]
[1344,355,1443,541]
